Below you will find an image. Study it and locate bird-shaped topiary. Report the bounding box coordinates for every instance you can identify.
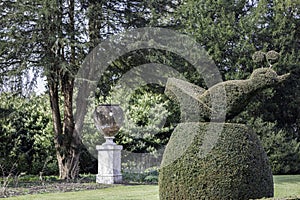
[159,68,290,200]
[165,68,289,122]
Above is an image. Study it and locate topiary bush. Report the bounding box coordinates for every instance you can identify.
[165,68,289,122]
[159,122,274,200]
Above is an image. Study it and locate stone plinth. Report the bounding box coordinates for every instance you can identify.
[96,138,123,184]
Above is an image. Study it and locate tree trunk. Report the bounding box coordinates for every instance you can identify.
[59,0,81,180]
[58,75,81,180]
[48,68,81,180]
[47,0,82,180]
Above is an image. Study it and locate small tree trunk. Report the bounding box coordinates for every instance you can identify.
[47,0,82,180]
[49,75,82,180]
[59,71,81,179]
[56,140,81,180]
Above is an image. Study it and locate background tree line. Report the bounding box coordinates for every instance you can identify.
[0,0,299,177]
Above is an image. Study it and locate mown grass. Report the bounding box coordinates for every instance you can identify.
[274,175,300,198]
[4,175,300,200]
[4,185,159,200]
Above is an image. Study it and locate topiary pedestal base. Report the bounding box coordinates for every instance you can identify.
[159,122,274,200]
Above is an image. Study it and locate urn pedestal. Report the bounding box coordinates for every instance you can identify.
[96,137,123,184]
[94,105,124,184]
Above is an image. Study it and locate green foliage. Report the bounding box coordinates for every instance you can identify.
[233,70,300,174]
[97,85,176,154]
[175,0,257,78]
[0,93,56,175]
[252,50,280,67]
[82,84,178,174]
[253,51,268,63]
[1,0,299,178]
[176,0,299,77]
[165,68,288,122]
[175,0,300,175]
[1,0,183,179]
[122,166,159,183]
[159,122,273,200]
[244,118,300,175]
[165,77,208,122]
[119,91,171,153]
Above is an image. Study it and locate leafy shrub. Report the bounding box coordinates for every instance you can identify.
[95,85,177,154]
[234,115,300,175]
[122,166,159,183]
[0,93,56,175]
[159,122,273,200]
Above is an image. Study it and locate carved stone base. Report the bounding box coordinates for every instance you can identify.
[96,139,123,184]
[96,174,122,184]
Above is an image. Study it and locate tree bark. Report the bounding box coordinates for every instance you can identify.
[47,0,82,180]
[58,0,81,180]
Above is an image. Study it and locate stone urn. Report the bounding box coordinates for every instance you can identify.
[93,104,124,143]
[93,104,124,184]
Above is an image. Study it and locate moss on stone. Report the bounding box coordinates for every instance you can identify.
[159,122,274,200]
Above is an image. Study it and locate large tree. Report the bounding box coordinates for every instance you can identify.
[175,0,258,78]
[0,0,85,179]
[0,0,181,179]
[175,0,300,174]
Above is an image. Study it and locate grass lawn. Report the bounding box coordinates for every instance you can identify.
[274,175,300,198]
[5,185,159,200]
[5,175,300,200]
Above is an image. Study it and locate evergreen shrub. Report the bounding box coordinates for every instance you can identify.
[159,122,274,200]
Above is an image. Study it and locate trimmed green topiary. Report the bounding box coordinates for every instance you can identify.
[159,122,274,200]
[260,198,300,200]
[160,68,289,199]
[165,78,210,122]
[165,68,289,121]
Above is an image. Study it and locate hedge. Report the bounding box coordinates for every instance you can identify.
[159,122,274,200]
